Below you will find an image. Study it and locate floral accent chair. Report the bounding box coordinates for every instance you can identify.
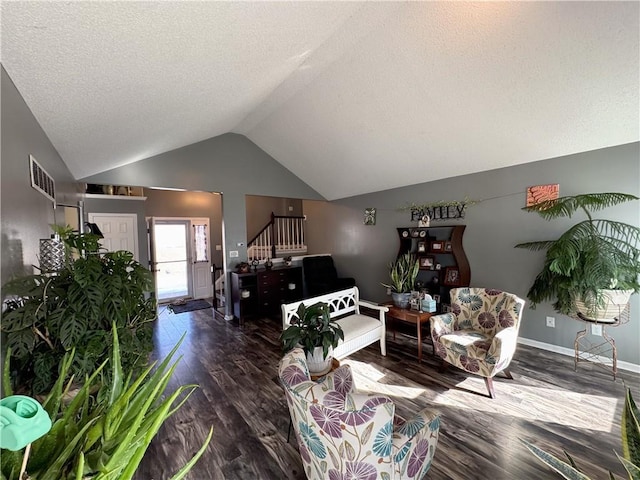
[278,348,440,480]
[430,288,526,398]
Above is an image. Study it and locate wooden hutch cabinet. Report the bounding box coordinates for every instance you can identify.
[231,266,303,324]
[396,225,470,306]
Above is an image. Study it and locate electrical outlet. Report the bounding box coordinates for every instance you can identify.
[386,287,392,296]
[546,316,555,328]
[591,324,603,336]
[230,250,239,258]
[215,244,222,251]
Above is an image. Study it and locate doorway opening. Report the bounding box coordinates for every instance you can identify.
[149,217,212,303]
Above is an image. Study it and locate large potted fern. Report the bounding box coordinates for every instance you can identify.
[516,192,640,321]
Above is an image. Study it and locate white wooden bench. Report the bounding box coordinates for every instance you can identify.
[281,287,389,359]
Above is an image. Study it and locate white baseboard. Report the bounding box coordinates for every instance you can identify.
[518,337,640,374]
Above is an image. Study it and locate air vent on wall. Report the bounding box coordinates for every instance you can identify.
[29,154,56,204]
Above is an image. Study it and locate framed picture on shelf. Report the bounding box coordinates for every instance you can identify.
[417,241,427,253]
[444,241,453,252]
[433,294,441,303]
[443,267,460,286]
[419,256,435,270]
[430,241,444,252]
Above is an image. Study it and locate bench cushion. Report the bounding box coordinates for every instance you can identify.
[336,314,382,342]
[333,314,385,359]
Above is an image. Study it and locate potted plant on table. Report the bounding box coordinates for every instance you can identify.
[515,192,640,321]
[381,253,420,309]
[279,302,344,376]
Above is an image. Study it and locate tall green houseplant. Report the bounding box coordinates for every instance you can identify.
[516,192,640,319]
[381,253,419,308]
[1,227,157,393]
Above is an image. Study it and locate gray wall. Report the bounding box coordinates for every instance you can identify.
[1,66,81,286]
[305,142,640,365]
[245,194,303,242]
[1,66,82,396]
[82,196,149,269]
[144,189,223,267]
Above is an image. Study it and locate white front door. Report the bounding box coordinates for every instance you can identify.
[88,213,139,260]
[148,217,212,302]
[152,219,191,302]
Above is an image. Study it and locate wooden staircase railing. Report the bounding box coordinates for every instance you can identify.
[247,213,307,260]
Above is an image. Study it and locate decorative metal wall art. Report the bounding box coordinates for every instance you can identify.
[364,208,376,225]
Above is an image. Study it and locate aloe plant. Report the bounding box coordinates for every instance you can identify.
[523,388,639,479]
[0,325,212,480]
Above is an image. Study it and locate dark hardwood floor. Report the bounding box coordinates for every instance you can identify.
[136,305,639,480]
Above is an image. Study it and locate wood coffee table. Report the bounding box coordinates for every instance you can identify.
[385,305,433,362]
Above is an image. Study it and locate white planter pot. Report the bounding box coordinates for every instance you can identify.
[575,289,633,323]
[306,346,333,376]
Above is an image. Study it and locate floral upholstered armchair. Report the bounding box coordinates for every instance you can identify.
[278,348,440,480]
[430,288,526,398]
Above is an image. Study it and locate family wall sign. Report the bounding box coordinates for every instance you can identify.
[406,199,474,222]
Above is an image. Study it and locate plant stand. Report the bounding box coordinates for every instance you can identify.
[572,303,630,380]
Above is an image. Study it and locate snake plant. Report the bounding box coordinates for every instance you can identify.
[381,252,420,293]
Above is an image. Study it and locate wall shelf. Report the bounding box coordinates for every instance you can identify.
[82,193,147,201]
[395,224,471,304]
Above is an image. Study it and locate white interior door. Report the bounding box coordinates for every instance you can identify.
[88,213,138,260]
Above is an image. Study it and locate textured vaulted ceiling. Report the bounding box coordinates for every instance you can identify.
[2,2,638,200]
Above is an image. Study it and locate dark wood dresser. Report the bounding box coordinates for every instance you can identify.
[231,266,303,324]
